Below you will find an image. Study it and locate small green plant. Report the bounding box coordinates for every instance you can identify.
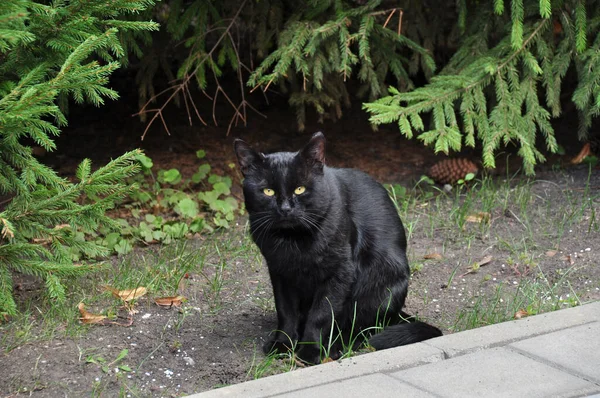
[248,346,296,380]
[453,264,582,331]
[86,349,132,374]
[89,150,242,255]
[456,172,476,186]
[410,262,425,274]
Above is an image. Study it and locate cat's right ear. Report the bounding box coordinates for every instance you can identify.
[234,139,263,176]
[300,132,326,171]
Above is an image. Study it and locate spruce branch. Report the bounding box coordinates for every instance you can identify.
[0,0,158,316]
[364,17,554,174]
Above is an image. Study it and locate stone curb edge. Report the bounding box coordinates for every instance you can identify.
[189,301,600,398]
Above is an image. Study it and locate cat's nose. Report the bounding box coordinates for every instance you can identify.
[280,201,292,215]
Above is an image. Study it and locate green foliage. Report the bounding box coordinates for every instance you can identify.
[135,0,436,131]
[86,348,131,374]
[0,0,158,317]
[104,150,241,252]
[364,0,600,175]
[134,0,600,174]
[247,0,434,130]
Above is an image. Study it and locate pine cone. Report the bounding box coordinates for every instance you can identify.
[428,158,478,185]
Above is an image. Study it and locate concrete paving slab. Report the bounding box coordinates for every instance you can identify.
[424,301,600,357]
[189,302,600,398]
[510,321,600,383]
[191,342,443,398]
[274,373,436,398]
[392,347,599,398]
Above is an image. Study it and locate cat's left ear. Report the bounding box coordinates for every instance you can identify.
[234,139,264,176]
[300,132,326,170]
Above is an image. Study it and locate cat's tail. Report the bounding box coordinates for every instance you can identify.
[368,313,442,350]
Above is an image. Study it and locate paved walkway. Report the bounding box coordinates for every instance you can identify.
[191,301,600,398]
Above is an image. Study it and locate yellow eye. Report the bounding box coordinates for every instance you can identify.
[294,186,306,195]
[263,188,275,196]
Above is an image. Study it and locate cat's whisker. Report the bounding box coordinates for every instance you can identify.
[254,224,273,247]
[251,215,274,246]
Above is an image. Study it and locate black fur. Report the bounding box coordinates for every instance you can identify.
[234,132,441,364]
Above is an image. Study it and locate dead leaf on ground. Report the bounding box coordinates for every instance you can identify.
[459,256,493,277]
[545,250,558,257]
[466,212,491,223]
[321,357,335,364]
[562,255,575,265]
[155,296,186,308]
[514,309,530,319]
[78,303,107,325]
[104,285,147,302]
[423,253,443,260]
[476,256,493,267]
[571,142,591,164]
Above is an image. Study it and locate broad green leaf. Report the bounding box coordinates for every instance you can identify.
[161,169,182,184]
[190,218,206,233]
[175,198,199,218]
[192,164,211,183]
[212,181,231,197]
[114,239,133,255]
[135,153,153,170]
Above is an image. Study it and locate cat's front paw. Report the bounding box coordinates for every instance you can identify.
[294,344,322,365]
[262,338,294,355]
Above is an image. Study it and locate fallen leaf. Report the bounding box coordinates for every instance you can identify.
[78,303,107,325]
[155,296,186,308]
[423,253,443,260]
[476,256,493,267]
[514,309,530,319]
[562,255,575,265]
[458,256,493,277]
[571,142,591,164]
[545,250,558,257]
[466,212,491,223]
[321,357,335,364]
[104,285,147,302]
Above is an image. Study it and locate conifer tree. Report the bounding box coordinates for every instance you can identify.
[0,0,158,317]
[363,0,600,174]
[140,0,599,172]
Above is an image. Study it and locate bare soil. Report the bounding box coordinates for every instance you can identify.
[2,102,599,397]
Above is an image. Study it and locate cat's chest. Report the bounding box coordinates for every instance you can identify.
[262,234,348,276]
[263,235,320,262]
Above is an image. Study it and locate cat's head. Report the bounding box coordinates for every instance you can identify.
[233,132,328,229]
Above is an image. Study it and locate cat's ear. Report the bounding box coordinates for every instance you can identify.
[234,139,263,175]
[300,132,326,170]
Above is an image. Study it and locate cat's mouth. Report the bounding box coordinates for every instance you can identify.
[274,215,302,229]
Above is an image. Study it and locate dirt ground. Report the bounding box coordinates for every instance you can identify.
[1,100,599,397]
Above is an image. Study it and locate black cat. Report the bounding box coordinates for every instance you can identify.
[234,132,441,364]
